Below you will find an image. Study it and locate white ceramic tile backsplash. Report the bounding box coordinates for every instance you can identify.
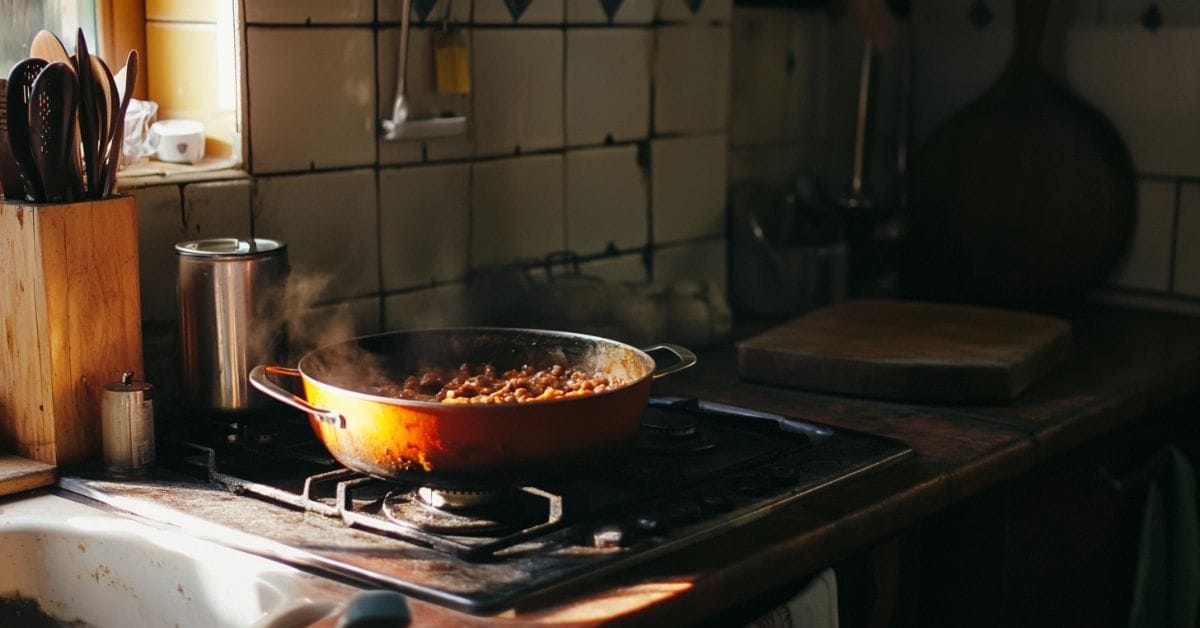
[254,169,380,301]
[246,27,376,173]
[243,0,373,24]
[290,297,382,359]
[1110,180,1175,292]
[729,144,818,186]
[384,284,470,330]
[131,185,185,324]
[652,134,728,244]
[1173,183,1200,297]
[1097,1,1200,26]
[471,154,565,267]
[565,28,652,146]
[580,253,648,284]
[471,29,565,156]
[565,146,648,254]
[730,8,821,147]
[182,179,253,239]
[377,26,473,164]
[378,0,471,23]
[566,0,656,24]
[658,0,732,23]
[1064,25,1200,176]
[911,0,1012,145]
[655,25,731,135]
[474,0,563,24]
[379,163,471,290]
[654,239,727,295]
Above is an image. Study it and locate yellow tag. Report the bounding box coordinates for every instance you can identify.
[434,29,470,95]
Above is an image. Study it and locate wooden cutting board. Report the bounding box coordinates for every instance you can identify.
[737,300,1071,403]
[0,454,55,497]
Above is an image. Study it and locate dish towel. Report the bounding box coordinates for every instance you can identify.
[747,568,839,628]
[1128,446,1199,628]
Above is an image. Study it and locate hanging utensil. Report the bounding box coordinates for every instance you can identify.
[102,49,137,198]
[0,79,27,200]
[381,0,413,139]
[7,58,49,202]
[28,62,78,203]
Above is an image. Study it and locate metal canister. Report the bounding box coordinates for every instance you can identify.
[102,371,155,474]
[176,238,289,413]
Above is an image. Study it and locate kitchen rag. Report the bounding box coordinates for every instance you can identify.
[1127,446,1199,628]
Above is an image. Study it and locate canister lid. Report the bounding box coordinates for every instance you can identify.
[175,238,286,258]
[104,371,153,394]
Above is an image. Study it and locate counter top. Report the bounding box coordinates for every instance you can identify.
[412,304,1200,625]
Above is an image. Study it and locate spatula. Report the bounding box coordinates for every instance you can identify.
[28,62,78,203]
[6,58,49,202]
[30,30,72,65]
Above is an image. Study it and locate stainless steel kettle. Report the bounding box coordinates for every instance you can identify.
[176,238,289,413]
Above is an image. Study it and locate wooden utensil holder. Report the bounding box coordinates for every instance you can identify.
[0,196,143,467]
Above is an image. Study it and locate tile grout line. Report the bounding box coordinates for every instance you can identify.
[1168,177,1182,295]
[373,16,386,333]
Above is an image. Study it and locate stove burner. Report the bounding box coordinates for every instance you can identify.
[416,486,503,510]
[383,487,552,536]
[636,407,717,454]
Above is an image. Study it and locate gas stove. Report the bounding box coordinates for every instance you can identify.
[60,398,911,615]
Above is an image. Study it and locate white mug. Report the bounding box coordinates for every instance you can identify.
[149,119,205,164]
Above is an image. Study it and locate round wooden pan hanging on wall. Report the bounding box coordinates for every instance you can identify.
[905,0,1137,309]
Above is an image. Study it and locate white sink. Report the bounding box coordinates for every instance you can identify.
[0,491,362,628]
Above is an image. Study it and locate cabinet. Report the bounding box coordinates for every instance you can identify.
[840,396,1200,628]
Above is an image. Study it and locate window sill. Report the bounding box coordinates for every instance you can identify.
[116,156,248,189]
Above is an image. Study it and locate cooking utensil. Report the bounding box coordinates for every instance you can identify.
[906,0,1136,308]
[30,30,71,64]
[737,299,1071,403]
[249,328,697,487]
[6,58,49,201]
[27,61,78,202]
[176,238,290,414]
[103,49,137,197]
[29,30,84,198]
[88,55,117,196]
[0,79,27,200]
[74,28,100,197]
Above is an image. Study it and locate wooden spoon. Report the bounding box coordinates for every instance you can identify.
[6,58,49,201]
[102,49,137,198]
[31,30,72,65]
[28,62,79,203]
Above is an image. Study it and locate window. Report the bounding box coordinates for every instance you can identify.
[0,0,99,72]
[4,0,240,175]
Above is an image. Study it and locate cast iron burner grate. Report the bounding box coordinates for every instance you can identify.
[166,440,565,561]
[61,398,914,615]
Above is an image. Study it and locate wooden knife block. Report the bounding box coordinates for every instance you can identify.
[0,196,143,467]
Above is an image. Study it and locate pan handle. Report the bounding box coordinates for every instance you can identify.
[249,365,346,428]
[642,343,698,379]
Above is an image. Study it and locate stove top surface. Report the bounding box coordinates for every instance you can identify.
[61,398,911,615]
